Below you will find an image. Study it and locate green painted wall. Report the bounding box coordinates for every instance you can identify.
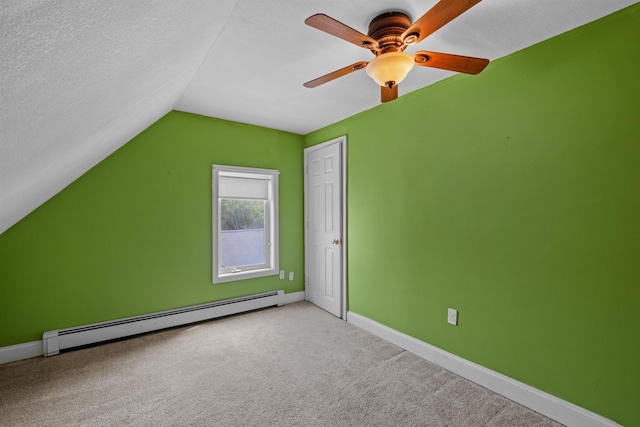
[0,111,305,346]
[306,5,640,426]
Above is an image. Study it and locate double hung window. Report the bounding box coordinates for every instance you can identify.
[212,165,279,283]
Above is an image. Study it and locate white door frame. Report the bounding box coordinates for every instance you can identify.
[304,135,348,319]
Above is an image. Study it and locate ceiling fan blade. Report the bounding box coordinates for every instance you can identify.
[414,51,488,74]
[402,0,481,45]
[304,62,368,88]
[381,85,398,103]
[306,14,379,50]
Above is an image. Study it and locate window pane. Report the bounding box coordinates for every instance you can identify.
[220,199,266,268]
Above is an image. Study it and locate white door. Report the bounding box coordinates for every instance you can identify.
[304,137,345,318]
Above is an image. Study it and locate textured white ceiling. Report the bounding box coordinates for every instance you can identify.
[1,0,638,233]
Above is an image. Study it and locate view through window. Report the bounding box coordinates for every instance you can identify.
[220,199,266,268]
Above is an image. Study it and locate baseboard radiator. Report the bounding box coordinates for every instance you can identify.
[43,290,284,357]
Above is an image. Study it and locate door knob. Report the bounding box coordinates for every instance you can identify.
[331,238,342,245]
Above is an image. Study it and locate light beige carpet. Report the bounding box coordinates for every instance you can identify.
[0,302,563,426]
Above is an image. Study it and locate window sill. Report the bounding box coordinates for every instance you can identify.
[213,267,278,284]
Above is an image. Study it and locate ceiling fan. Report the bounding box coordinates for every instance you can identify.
[303,0,489,103]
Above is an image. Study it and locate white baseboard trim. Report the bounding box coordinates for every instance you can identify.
[0,340,43,365]
[279,290,305,305]
[347,311,620,427]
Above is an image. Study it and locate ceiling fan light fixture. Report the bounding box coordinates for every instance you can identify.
[365,51,414,87]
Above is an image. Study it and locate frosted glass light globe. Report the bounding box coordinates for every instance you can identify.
[366,52,415,87]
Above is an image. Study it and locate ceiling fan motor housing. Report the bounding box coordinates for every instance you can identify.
[367,12,412,54]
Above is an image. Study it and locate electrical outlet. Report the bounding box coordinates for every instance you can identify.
[448,308,458,326]
[279,270,285,280]
[289,272,294,281]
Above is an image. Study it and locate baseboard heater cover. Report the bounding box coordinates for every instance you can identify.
[43,290,284,357]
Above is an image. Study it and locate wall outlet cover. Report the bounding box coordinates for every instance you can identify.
[448,308,458,326]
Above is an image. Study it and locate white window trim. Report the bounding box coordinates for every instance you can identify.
[212,165,279,284]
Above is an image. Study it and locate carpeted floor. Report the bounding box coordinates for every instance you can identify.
[0,302,563,426]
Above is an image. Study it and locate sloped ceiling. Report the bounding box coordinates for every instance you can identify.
[1,0,637,234]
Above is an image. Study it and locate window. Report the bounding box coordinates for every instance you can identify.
[212,165,279,283]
